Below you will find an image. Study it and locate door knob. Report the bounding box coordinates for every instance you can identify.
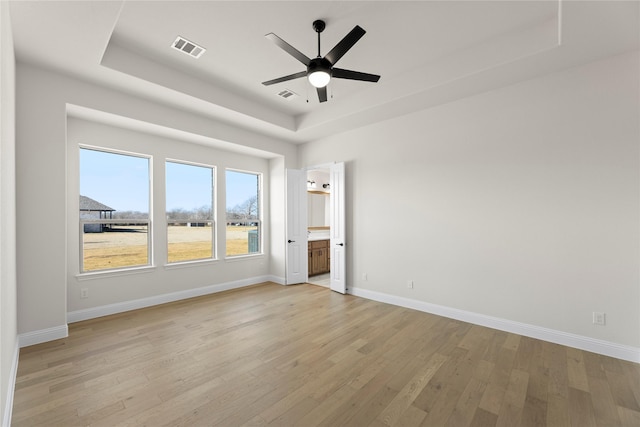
[336,243,344,246]
[288,240,295,243]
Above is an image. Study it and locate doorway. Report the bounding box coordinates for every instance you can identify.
[285,162,345,293]
[306,168,331,287]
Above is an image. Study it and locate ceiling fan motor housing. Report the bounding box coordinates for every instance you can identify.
[308,57,332,75]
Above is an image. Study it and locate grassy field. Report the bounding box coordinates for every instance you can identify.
[82,225,258,271]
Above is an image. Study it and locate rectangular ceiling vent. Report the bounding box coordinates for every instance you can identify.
[277,89,299,100]
[172,36,206,59]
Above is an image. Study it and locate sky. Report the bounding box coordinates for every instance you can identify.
[166,161,212,212]
[80,148,259,213]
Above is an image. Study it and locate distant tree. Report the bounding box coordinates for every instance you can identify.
[194,204,213,221]
[168,208,186,222]
[229,196,258,222]
[112,210,149,220]
[167,206,211,223]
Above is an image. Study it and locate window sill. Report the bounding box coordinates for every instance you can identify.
[76,265,156,281]
[164,258,219,270]
[224,253,264,262]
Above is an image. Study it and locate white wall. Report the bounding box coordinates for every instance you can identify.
[0,1,18,424]
[299,51,640,352]
[16,63,296,339]
[66,118,271,313]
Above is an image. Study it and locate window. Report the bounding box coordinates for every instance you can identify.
[166,160,214,263]
[79,147,150,272]
[226,169,261,256]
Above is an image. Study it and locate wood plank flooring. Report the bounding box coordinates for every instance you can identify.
[11,282,640,426]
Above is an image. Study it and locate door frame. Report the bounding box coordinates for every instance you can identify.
[304,162,346,293]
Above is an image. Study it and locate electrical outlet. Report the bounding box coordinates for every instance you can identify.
[80,288,89,299]
[593,312,606,326]
[407,280,414,289]
[362,273,368,281]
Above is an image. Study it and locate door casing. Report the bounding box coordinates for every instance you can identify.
[286,162,346,293]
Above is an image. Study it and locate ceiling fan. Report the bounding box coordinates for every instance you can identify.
[262,20,381,103]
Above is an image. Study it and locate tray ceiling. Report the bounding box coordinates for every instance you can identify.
[9,1,639,143]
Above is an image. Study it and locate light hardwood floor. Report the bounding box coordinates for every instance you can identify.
[12,282,640,426]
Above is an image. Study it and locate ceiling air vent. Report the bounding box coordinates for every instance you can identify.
[172,36,206,59]
[277,89,299,100]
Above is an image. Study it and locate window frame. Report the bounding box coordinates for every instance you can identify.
[78,145,153,274]
[225,168,263,258]
[165,158,217,265]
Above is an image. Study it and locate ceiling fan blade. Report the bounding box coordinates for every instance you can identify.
[317,86,328,103]
[332,68,380,83]
[262,71,307,86]
[324,25,366,65]
[265,33,311,66]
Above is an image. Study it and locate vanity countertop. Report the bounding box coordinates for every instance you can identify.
[308,233,330,242]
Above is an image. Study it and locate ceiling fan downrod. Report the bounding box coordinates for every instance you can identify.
[313,20,325,58]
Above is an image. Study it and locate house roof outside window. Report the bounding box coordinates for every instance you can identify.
[79,195,115,212]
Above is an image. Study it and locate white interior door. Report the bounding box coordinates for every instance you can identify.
[329,162,346,294]
[285,169,308,284]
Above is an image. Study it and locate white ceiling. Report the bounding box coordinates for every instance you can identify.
[8,1,640,144]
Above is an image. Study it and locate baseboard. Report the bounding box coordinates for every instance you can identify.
[18,324,69,348]
[349,287,640,363]
[268,275,286,285]
[2,342,19,427]
[68,275,276,323]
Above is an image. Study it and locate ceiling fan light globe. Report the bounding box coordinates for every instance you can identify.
[308,70,331,88]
